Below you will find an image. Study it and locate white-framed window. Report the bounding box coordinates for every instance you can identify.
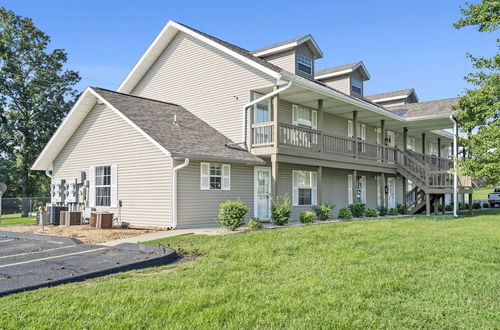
[200,163,230,190]
[429,142,438,156]
[407,137,416,151]
[347,121,366,140]
[253,93,271,124]
[292,104,317,129]
[351,78,363,95]
[89,165,117,208]
[297,54,312,75]
[348,174,366,204]
[292,170,317,206]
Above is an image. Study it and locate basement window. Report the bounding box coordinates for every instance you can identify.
[297,55,312,74]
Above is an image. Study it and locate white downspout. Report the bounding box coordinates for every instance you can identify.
[171,158,190,229]
[229,80,293,148]
[45,170,53,180]
[451,115,458,217]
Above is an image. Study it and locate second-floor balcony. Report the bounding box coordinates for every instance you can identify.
[251,121,454,170]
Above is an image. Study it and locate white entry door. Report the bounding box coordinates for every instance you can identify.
[254,167,272,219]
[387,177,396,209]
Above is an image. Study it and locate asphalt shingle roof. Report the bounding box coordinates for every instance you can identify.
[92,87,264,164]
[249,35,310,54]
[365,89,414,101]
[389,97,459,118]
[315,62,361,77]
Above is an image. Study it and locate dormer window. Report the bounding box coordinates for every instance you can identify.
[297,55,312,74]
[351,78,363,95]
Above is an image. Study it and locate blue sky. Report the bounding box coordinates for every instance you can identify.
[3,1,496,101]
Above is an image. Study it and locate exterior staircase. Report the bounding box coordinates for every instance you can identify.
[395,149,472,214]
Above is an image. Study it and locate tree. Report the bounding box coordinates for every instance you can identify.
[453,0,500,185]
[0,7,80,215]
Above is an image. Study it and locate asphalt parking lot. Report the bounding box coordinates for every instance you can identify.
[0,231,177,297]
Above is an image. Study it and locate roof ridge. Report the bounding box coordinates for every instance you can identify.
[91,86,181,107]
[315,61,361,74]
[250,34,311,53]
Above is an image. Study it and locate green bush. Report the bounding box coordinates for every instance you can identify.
[396,204,407,215]
[445,204,453,211]
[299,211,315,224]
[459,203,468,210]
[216,199,249,230]
[271,194,291,226]
[473,202,481,209]
[483,202,490,208]
[388,208,399,216]
[377,206,388,216]
[312,203,334,221]
[248,217,263,230]
[365,208,378,217]
[348,203,366,218]
[338,207,353,220]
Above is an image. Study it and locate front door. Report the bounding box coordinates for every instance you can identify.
[254,167,271,219]
[387,177,396,209]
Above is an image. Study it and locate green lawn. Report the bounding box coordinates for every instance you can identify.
[0,213,36,226]
[0,211,499,328]
[473,188,493,200]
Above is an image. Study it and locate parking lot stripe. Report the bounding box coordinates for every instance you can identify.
[0,245,76,260]
[0,247,108,269]
[0,239,15,243]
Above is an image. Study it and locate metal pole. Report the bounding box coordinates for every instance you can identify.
[451,116,458,217]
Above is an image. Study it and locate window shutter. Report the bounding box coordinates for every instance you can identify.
[292,105,298,126]
[89,166,96,207]
[361,176,366,204]
[311,171,317,205]
[110,165,118,207]
[222,164,231,190]
[200,163,210,190]
[348,174,353,204]
[311,110,317,130]
[347,120,353,138]
[292,171,299,206]
[361,124,366,140]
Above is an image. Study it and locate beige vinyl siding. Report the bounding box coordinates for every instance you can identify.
[131,31,276,142]
[317,75,350,94]
[52,104,172,228]
[295,43,315,79]
[176,160,254,229]
[262,49,295,73]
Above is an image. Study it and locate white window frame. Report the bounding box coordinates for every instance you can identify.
[253,93,271,124]
[297,54,312,75]
[90,165,117,208]
[292,104,317,129]
[200,163,230,191]
[407,137,416,151]
[348,174,366,204]
[292,170,317,206]
[351,78,363,95]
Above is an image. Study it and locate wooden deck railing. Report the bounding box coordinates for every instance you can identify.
[407,150,453,170]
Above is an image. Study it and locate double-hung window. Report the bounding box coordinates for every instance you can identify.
[292,170,317,206]
[348,174,366,204]
[200,163,230,190]
[292,105,317,129]
[407,137,416,151]
[297,54,312,74]
[351,78,363,95]
[89,165,117,208]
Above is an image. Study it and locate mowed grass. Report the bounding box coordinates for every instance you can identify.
[0,213,36,226]
[473,187,493,200]
[1,211,499,329]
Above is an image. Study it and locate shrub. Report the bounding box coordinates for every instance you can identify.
[299,211,315,224]
[348,203,366,218]
[248,217,263,230]
[445,204,453,211]
[473,202,481,209]
[388,208,399,216]
[459,202,468,210]
[378,206,388,216]
[483,202,490,208]
[365,208,378,217]
[338,207,353,220]
[312,203,334,221]
[216,199,249,230]
[271,194,291,226]
[396,204,407,215]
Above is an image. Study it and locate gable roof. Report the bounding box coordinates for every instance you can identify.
[315,61,371,80]
[366,88,419,103]
[389,97,459,119]
[32,87,264,171]
[250,34,323,59]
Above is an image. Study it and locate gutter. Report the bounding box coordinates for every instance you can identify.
[450,115,458,218]
[171,158,190,229]
[229,80,293,148]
